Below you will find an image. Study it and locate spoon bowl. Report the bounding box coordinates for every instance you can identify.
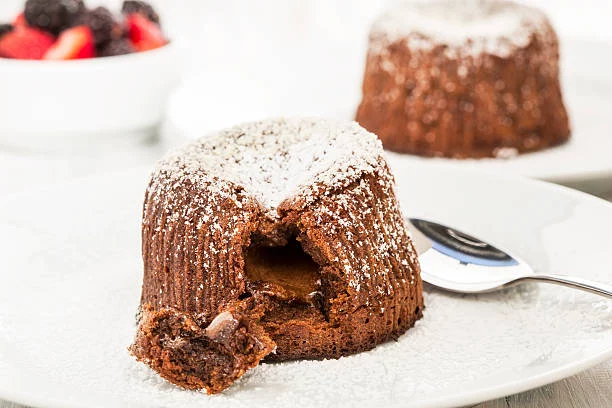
[407,218,612,298]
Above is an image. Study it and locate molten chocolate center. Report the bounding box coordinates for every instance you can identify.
[244,239,320,298]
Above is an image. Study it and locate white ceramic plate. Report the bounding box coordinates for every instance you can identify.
[0,163,611,408]
[166,38,612,190]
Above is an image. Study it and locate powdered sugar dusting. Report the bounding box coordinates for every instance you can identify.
[142,116,420,316]
[370,0,549,58]
[152,118,383,219]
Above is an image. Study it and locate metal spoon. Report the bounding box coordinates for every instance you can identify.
[406,218,612,298]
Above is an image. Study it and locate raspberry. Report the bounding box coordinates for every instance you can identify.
[0,24,13,39]
[98,38,135,57]
[121,1,159,25]
[73,7,122,46]
[24,0,85,35]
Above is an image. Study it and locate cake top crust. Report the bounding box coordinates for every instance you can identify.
[370,0,550,57]
[151,118,385,218]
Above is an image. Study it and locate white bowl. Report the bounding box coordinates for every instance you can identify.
[0,43,181,153]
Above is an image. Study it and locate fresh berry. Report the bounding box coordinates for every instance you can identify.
[24,0,85,35]
[126,13,166,52]
[13,13,27,27]
[0,24,14,39]
[121,1,159,25]
[73,7,122,46]
[98,38,135,57]
[0,27,54,59]
[44,25,94,59]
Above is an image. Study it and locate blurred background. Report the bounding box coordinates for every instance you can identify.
[0,0,611,196]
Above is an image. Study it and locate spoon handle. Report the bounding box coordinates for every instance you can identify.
[524,274,612,299]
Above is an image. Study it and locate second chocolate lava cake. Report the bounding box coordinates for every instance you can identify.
[356,0,570,158]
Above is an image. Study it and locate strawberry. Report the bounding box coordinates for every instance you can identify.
[126,13,166,52]
[44,25,95,60]
[0,27,54,59]
[13,12,27,27]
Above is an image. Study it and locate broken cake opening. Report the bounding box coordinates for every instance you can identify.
[244,234,322,300]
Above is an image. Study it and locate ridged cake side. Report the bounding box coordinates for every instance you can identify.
[131,118,424,393]
[356,0,570,158]
[270,161,423,359]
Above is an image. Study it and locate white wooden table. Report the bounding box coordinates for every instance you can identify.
[0,147,610,408]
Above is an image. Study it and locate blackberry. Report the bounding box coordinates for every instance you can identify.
[0,24,13,39]
[98,38,135,57]
[74,7,122,46]
[121,1,159,25]
[24,0,85,35]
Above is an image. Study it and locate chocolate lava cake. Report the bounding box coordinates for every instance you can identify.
[130,118,424,394]
[356,0,570,158]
